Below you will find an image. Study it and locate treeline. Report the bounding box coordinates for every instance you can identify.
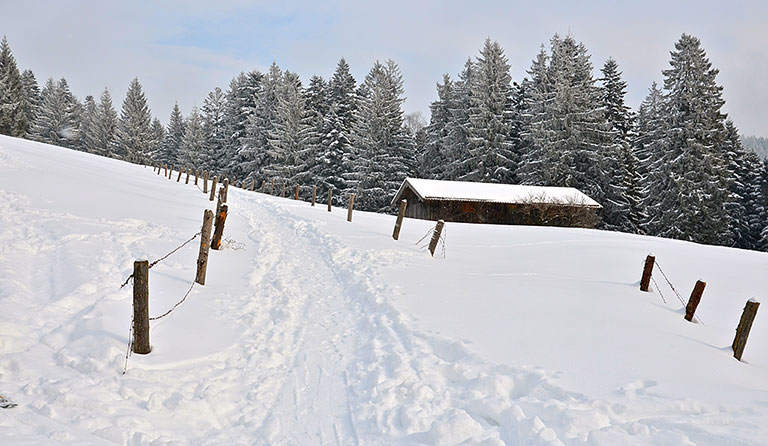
[1,33,767,251]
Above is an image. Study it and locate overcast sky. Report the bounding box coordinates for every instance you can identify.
[2,1,767,136]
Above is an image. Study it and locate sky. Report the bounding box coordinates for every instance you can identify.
[2,0,767,136]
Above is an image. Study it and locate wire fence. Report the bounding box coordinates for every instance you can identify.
[121,231,202,374]
[653,260,704,325]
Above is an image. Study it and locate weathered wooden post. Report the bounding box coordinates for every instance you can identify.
[428,220,445,257]
[185,169,190,184]
[211,204,229,250]
[250,178,255,192]
[232,176,237,188]
[282,182,286,198]
[203,171,209,194]
[684,280,706,322]
[164,164,168,177]
[132,260,151,354]
[222,178,229,203]
[311,186,317,206]
[328,189,333,212]
[733,299,760,361]
[209,176,219,201]
[347,193,355,222]
[157,165,161,175]
[271,179,275,195]
[195,210,214,285]
[194,170,199,185]
[640,254,655,292]
[294,184,300,200]
[177,169,182,182]
[261,180,266,193]
[393,199,408,240]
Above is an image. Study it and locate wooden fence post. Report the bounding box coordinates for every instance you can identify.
[347,194,355,222]
[640,254,655,292]
[428,220,445,257]
[157,165,161,175]
[261,180,266,193]
[271,179,275,195]
[195,210,214,285]
[684,280,706,322]
[232,176,237,188]
[132,260,151,354]
[194,170,198,186]
[209,176,219,201]
[328,189,332,212]
[295,184,300,200]
[203,171,209,194]
[185,169,190,184]
[311,186,317,206]
[733,299,760,361]
[211,204,228,250]
[282,182,286,198]
[250,178,255,192]
[177,169,182,182]
[393,199,408,240]
[222,178,229,203]
[164,164,168,177]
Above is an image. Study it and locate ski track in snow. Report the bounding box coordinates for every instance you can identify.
[0,151,763,444]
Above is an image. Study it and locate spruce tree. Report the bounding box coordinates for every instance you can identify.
[0,36,26,137]
[302,74,329,188]
[351,60,413,212]
[116,78,153,163]
[93,88,118,157]
[422,74,456,179]
[20,69,40,136]
[224,70,261,180]
[644,34,731,245]
[265,71,311,186]
[202,87,227,173]
[181,106,205,168]
[160,102,185,166]
[461,39,517,183]
[600,57,642,233]
[78,95,98,152]
[29,78,80,148]
[150,118,165,161]
[443,58,476,180]
[242,62,281,181]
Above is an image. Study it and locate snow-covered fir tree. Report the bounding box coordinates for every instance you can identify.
[633,81,665,181]
[160,102,185,167]
[264,71,312,187]
[600,57,643,233]
[150,118,165,161]
[19,69,40,136]
[517,46,550,184]
[443,58,476,180]
[224,70,262,181]
[644,34,731,245]
[0,36,26,137]
[723,120,766,250]
[78,95,98,152]
[301,74,329,188]
[116,78,153,164]
[461,39,518,183]
[351,59,413,212]
[29,78,81,148]
[422,74,456,179]
[520,35,628,230]
[92,88,117,157]
[242,62,282,182]
[202,87,228,174]
[181,106,205,168]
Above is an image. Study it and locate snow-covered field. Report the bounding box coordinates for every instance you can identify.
[1,134,768,445]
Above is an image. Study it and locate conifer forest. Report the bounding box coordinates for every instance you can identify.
[2,33,767,251]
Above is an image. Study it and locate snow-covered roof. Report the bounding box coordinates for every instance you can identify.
[392,178,601,208]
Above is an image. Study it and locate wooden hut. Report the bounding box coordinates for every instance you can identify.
[391,178,602,228]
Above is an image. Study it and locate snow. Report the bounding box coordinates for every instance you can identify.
[1,134,768,445]
[393,177,602,207]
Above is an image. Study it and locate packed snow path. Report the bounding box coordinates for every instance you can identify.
[1,136,768,445]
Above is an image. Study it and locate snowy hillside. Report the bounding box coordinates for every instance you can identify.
[1,134,768,445]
